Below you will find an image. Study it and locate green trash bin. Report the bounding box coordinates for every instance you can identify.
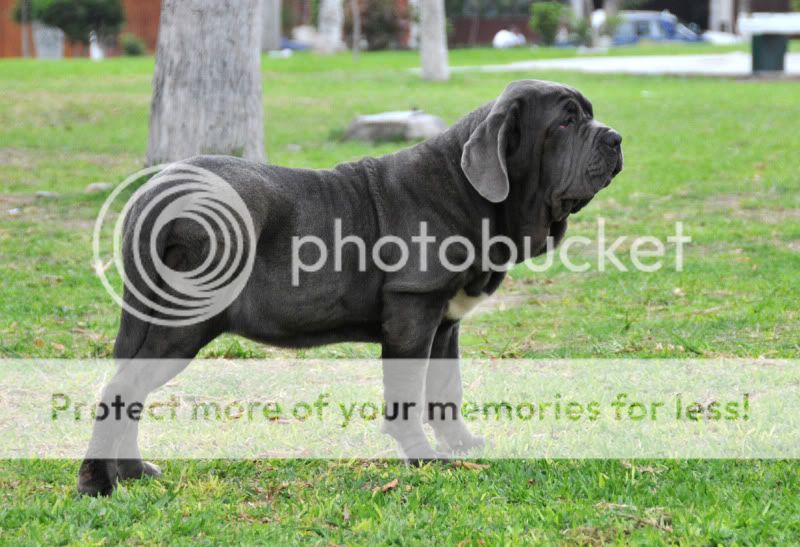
[752,34,788,72]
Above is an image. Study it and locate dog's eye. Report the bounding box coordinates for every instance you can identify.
[559,117,575,129]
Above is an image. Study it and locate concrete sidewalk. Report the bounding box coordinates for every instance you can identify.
[453,51,800,77]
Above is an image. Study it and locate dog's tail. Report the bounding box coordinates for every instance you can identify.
[114,166,228,357]
[112,179,186,359]
[110,159,260,359]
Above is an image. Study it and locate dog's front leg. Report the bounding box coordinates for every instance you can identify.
[380,292,445,463]
[426,322,485,454]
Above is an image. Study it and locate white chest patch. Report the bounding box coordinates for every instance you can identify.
[445,290,489,321]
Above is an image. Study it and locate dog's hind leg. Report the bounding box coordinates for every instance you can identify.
[113,330,210,483]
[78,210,234,495]
[425,322,485,454]
[77,318,219,496]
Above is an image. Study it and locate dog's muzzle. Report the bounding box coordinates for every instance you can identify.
[555,127,624,219]
[601,128,624,186]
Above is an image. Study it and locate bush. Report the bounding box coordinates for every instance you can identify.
[119,32,145,56]
[12,0,42,24]
[602,14,623,37]
[793,0,800,11]
[344,0,406,51]
[570,15,592,47]
[530,1,563,46]
[13,0,124,45]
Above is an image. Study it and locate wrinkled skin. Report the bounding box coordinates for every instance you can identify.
[77,80,623,496]
[540,89,624,220]
[484,81,624,258]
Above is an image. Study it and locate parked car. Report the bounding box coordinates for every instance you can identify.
[610,10,704,45]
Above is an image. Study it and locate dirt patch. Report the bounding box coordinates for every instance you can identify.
[474,292,530,315]
[705,193,743,211]
[0,196,98,232]
[0,148,139,171]
[0,194,31,208]
[562,525,619,546]
[1,91,147,129]
[470,276,562,316]
[0,149,42,170]
[703,193,800,224]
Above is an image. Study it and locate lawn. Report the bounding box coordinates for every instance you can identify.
[1,44,799,543]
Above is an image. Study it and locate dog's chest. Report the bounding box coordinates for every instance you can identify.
[445,289,489,321]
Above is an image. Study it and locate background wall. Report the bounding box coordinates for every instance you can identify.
[0,0,161,57]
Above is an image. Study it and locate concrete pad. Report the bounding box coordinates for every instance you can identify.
[450,52,800,78]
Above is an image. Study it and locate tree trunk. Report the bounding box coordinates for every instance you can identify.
[584,0,596,46]
[736,0,751,33]
[146,0,265,166]
[468,0,481,46]
[408,0,419,48]
[468,12,479,46]
[317,0,345,53]
[20,0,31,58]
[419,0,449,81]
[603,0,619,19]
[262,0,282,51]
[570,0,585,19]
[740,0,751,15]
[350,0,361,60]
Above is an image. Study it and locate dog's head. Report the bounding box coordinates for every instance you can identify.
[461,80,623,254]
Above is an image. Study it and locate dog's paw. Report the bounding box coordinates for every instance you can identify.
[117,459,162,481]
[394,436,449,465]
[406,452,451,467]
[77,459,118,497]
[443,433,486,454]
[433,421,486,454]
[141,461,163,477]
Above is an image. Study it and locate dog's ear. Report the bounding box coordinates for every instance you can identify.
[461,85,527,203]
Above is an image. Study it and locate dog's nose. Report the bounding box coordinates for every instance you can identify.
[602,129,622,150]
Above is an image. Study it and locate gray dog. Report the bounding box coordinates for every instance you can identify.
[78,80,623,496]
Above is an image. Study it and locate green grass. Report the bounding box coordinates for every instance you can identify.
[1,44,799,543]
